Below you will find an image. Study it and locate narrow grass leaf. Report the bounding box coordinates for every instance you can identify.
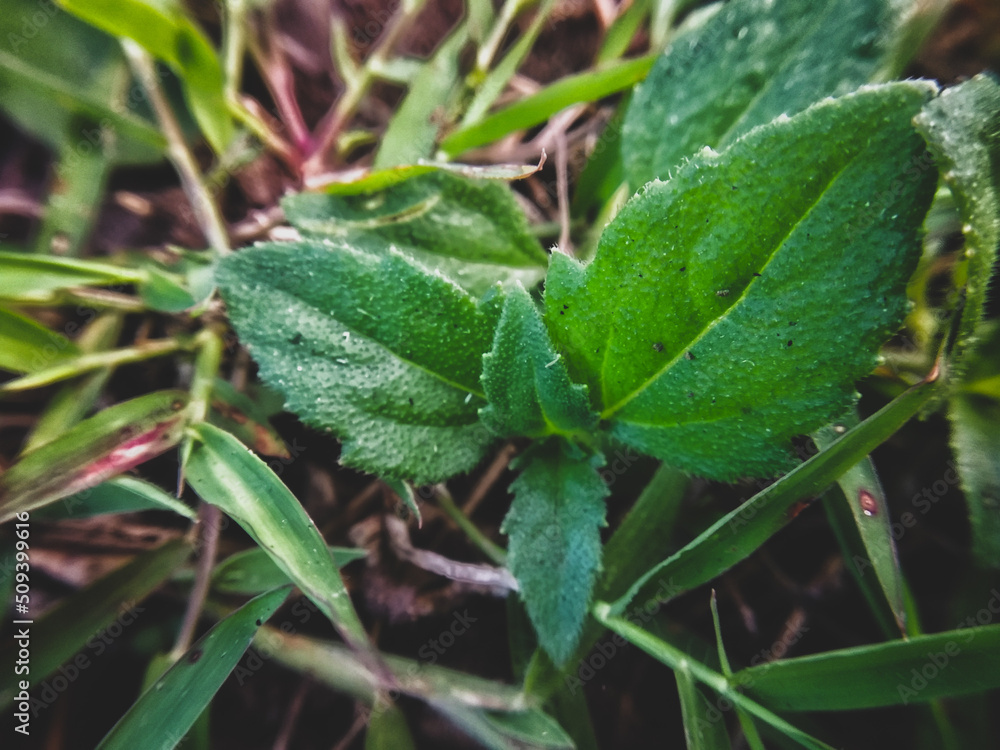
[216,241,502,482]
[365,705,417,750]
[0,0,164,157]
[502,440,608,664]
[96,587,289,750]
[440,55,656,157]
[622,0,915,188]
[949,391,1000,568]
[815,412,906,630]
[375,20,468,168]
[676,666,731,749]
[731,624,1000,710]
[212,545,367,596]
[547,82,938,480]
[0,307,80,374]
[0,538,192,706]
[0,391,190,523]
[609,379,938,615]
[186,423,372,655]
[32,476,196,521]
[57,0,233,153]
[208,378,288,458]
[432,702,575,750]
[594,605,837,750]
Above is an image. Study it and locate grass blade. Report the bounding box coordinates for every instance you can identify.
[96,587,290,750]
[0,391,190,523]
[211,545,367,596]
[185,424,375,658]
[609,379,938,615]
[731,624,1000,710]
[594,604,837,750]
[440,55,656,157]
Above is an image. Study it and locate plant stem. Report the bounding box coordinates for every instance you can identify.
[121,40,231,257]
[171,502,223,660]
[0,338,192,393]
[305,0,430,177]
[435,484,508,566]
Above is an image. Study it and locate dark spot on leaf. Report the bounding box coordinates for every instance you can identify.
[789,321,797,326]
[679,266,686,272]
[859,489,879,517]
[787,340,793,347]
[188,649,203,664]
[256,619,263,626]
[653,342,664,352]
[559,310,564,315]
[753,272,761,277]
[563,305,568,309]
[687,392,695,398]
[408,398,414,406]
[290,333,303,345]
[742,406,752,415]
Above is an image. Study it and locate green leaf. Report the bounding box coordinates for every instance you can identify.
[622,0,913,188]
[545,82,938,480]
[32,476,196,521]
[440,54,656,157]
[815,412,906,631]
[0,538,192,706]
[0,251,146,302]
[593,605,837,750]
[914,73,1000,379]
[375,19,468,168]
[432,702,575,750]
[0,0,164,159]
[0,306,80,374]
[949,390,1000,568]
[283,170,547,296]
[365,705,417,750]
[96,587,289,750]
[0,390,189,523]
[502,440,609,664]
[676,667,732,750]
[185,423,373,656]
[481,283,597,438]
[208,377,288,458]
[608,378,938,616]
[212,545,367,595]
[731,624,1000,710]
[57,0,233,153]
[215,240,501,483]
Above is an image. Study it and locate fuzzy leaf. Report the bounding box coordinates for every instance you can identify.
[283,171,547,295]
[480,283,597,438]
[622,0,912,188]
[545,82,938,480]
[914,73,1000,378]
[216,240,500,483]
[502,440,608,664]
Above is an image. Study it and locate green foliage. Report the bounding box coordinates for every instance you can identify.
[481,283,597,438]
[215,240,502,483]
[96,587,290,749]
[4,1,1000,747]
[622,0,911,189]
[282,170,548,295]
[547,82,937,479]
[502,440,608,664]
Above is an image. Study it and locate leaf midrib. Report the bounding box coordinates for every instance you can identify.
[265,283,487,401]
[600,152,858,420]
